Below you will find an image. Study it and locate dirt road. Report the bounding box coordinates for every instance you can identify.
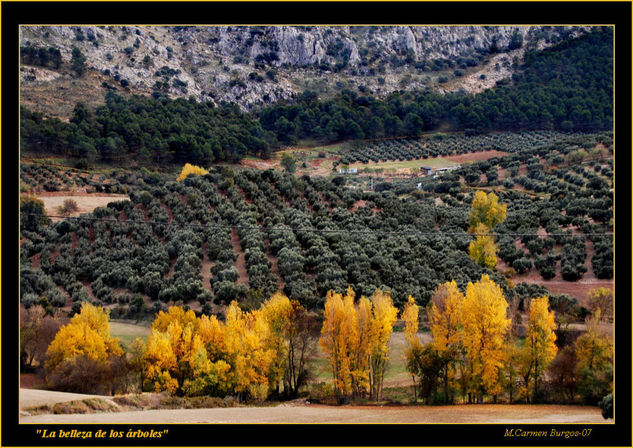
[21,403,605,424]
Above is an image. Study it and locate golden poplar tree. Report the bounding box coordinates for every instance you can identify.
[320,288,397,401]
[46,302,123,375]
[402,295,422,401]
[522,296,557,402]
[349,295,372,397]
[586,287,613,322]
[469,191,507,231]
[461,275,511,402]
[428,281,464,403]
[575,309,613,373]
[177,163,209,181]
[368,290,398,401]
[143,306,203,394]
[143,328,179,393]
[468,223,499,269]
[319,288,356,399]
[260,292,293,394]
[223,301,275,400]
[574,309,613,402]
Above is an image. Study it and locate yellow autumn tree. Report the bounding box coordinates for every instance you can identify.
[143,306,203,394]
[260,292,294,394]
[46,302,123,374]
[368,289,398,401]
[223,301,275,400]
[349,295,371,397]
[319,288,356,399]
[469,190,507,231]
[468,223,499,269]
[586,287,613,322]
[402,295,422,401]
[143,327,179,393]
[522,296,557,402]
[461,275,511,402]
[143,306,231,397]
[45,303,123,393]
[428,280,464,403]
[320,288,398,401]
[574,309,613,403]
[260,294,317,397]
[177,163,209,181]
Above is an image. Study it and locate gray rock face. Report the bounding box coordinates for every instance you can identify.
[20,25,592,110]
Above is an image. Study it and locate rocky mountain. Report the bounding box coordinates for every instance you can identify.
[20,25,592,116]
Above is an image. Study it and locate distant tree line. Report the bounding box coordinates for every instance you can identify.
[20,92,277,165]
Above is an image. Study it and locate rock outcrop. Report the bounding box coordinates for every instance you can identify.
[20,25,592,112]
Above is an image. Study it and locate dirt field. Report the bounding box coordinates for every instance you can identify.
[20,401,606,424]
[35,192,129,221]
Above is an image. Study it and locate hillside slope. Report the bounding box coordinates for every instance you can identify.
[20,25,591,117]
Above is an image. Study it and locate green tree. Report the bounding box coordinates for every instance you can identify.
[71,47,87,77]
[281,153,296,173]
[21,195,50,231]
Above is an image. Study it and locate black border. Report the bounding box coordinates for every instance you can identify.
[3,1,631,447]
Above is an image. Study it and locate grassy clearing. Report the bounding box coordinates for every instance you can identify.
[109,321,150,348]
[350,157,459,171]
[311,331,431,385]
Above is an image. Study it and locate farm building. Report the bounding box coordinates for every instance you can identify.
[422,164,462,177]
[338,167,358,174]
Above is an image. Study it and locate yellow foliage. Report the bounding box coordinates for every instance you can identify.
[575,310,613,374]
[402,295,419,346]
[45,302,122,373]
[319,289,354,398]
[586,287,613,322]
[143,329,179,393]
[152,306,198,333]
[429,281,464,355]
[320,288,398,400]
[469,191,507,231]
[522,296,557,399]
[461,275,510,398]
[468,224,498,269]
[224,301,275,395]
[259,292,294,391]
[177,163,209,181]
[368,290,398,400]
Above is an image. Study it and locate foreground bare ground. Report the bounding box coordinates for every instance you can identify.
[20,389,606,424]
[35,192,129,221]
[20,389,110,409]
[21,403,605,424]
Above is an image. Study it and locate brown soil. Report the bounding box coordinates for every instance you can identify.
[350,200,367,212]
[444,150,509,163]
[31,253,41,269]
[20,70,150,121]
[200,243,214,293]
[231,229,249,286]
[20,374,46,390]
[264,239,284,290]
[529,280,614,307]
[20,402,605,424]
[240,158,278,171]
